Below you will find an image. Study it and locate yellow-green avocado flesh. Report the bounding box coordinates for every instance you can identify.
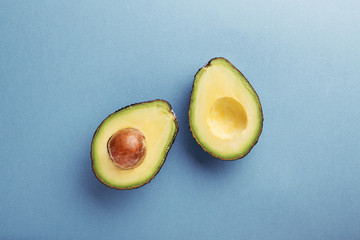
[91,100,178,189]
[189,58,263,160]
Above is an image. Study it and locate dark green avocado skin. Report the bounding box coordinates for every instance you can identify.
[91,99,179,190]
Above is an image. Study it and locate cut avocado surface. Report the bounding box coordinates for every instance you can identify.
[91,100,178,189]
[189,58,263,160]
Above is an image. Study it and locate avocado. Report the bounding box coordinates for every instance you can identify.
[91,100,178,189]
[189,57,263,160]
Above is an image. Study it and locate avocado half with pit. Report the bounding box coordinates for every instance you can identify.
[91,100,178,189]
[189,57,263,160]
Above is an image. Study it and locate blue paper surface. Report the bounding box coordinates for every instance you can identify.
[1,1,360,239]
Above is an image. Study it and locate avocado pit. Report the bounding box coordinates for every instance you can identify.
[107,128,147,170]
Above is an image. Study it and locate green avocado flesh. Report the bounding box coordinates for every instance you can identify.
[189,58,263,160]
[91,100,178,189]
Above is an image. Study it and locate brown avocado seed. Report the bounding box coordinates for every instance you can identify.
[107,128,147,170]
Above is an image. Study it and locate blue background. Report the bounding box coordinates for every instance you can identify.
[1,1,359,239]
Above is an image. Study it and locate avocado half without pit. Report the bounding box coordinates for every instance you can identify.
[91,100,178,189]
[189,57,263,160]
